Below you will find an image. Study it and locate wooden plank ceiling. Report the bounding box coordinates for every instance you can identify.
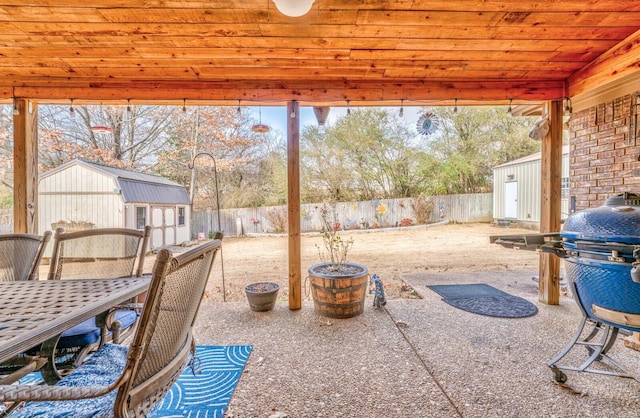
[1,0,640,106]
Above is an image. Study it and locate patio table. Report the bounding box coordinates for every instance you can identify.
[0,278,150,366]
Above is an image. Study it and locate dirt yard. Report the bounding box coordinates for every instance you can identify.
[200,222,541,302]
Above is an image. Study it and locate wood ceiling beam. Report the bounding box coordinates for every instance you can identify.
[569,28,640,97]
[0,48,604,62]
[4,22,635,42]
[0,58,583,73]
[3,7,640,27]
[2,1,639,13]
[1,80,563,105]
[0,68,574,81]
[0,36,620,52]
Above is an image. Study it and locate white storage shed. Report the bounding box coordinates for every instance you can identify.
[39,160,191,250]
[493,145,570,228]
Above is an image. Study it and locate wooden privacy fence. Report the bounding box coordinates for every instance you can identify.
[191,193,492,238]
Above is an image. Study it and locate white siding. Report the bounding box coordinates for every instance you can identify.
[39,164,125,234]
[493,152,569,223]
[39,161,191,253]
[175,205,191,244]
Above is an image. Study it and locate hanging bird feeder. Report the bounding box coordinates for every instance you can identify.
[90,125,112,133]
[252,107,270,133]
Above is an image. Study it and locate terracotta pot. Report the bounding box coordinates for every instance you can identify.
[245,282,279,312]
[308,262,369,319]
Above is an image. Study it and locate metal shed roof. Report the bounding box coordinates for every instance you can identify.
[493,145,570,169]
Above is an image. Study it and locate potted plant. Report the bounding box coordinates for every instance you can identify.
[245,282,280,312]
[308,204,369,319]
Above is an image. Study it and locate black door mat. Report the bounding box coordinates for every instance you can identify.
[427,283,538,318]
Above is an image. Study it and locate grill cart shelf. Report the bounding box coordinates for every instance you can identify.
[491,193,640,384]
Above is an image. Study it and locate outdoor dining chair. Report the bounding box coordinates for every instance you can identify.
[0,231,52,387]
[39,226,151,383]
[2,238,222,418]
[0,231,51,282]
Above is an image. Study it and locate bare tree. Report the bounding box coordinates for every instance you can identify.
[155,106,272,210]
[38,104,176,170]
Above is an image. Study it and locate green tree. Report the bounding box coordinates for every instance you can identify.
[301,108,427,202]
[421,106,538,194]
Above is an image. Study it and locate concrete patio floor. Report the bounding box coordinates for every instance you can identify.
[193,269,640,417]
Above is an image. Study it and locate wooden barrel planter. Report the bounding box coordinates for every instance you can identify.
[308,262,369,319]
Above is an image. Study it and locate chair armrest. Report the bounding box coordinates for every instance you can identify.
[1,344,131,403]
[0,382,118,402]
[113,302,143,311]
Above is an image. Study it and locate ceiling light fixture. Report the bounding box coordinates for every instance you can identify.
[563,96,573,116]
[127,99,132,113]
[399,99,404,117]
[346,100,351,115]
[237,99,241,115]
[69,99,76,117]
[453,98,458,114]
[182,99,187,113]
[507,99,513,116]
[273,0,315,17]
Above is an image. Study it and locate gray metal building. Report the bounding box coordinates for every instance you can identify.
[492,145,569,228]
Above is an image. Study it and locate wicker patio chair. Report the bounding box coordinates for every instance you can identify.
[47,226,151,281]
[0,231,51,282]
[0,231,52,387]
[2,238,222,418]
[39,226,151,383]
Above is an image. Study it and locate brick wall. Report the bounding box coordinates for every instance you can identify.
[569,93,640,211]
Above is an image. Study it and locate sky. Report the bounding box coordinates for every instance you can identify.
[248,105,425,137]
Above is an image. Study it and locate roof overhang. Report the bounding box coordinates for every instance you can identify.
[1,2,639,107]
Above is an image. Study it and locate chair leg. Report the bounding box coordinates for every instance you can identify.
[39,336,98,385]
[39,335,64,385]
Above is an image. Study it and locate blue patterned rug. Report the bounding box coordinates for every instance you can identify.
[11,345,252,417]
[154,345,252,417]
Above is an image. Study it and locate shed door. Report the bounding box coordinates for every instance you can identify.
[504,181,518,219]
[150,206,177,249]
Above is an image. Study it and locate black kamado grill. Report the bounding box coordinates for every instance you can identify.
[493,192,640,383]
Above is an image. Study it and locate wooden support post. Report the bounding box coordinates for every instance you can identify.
[538,100,563,305]
[13,99,38,234]
[287,101,302,310]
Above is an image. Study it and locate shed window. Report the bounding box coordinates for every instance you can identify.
[178,207,185,226]
[136,207,146,230]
